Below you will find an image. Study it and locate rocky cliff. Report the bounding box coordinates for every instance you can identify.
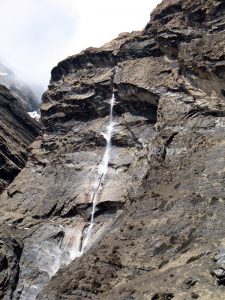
[0,84,40,195]
[1,0,225,299]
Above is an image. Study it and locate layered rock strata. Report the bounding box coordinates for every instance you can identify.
[1,0,225,299]
[0,84,40,195]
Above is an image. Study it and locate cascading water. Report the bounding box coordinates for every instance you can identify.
[19,93,116,300]
[81,93,116,252]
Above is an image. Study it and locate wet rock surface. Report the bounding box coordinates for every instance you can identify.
[1,0,225,299]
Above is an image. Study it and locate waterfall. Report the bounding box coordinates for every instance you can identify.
[81,93,116,252]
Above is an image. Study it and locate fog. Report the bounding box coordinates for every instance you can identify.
[0,0,161,101]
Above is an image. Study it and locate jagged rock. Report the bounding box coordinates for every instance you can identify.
[2,0,225,299]
[0,85,40,194]
[0,235,23,299]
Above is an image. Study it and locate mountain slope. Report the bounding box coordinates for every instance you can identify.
[0,84,40,195]
[1,0,225,299]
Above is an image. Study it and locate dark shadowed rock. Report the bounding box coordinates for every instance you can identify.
[0,85,40,194]
[0,235,23,299]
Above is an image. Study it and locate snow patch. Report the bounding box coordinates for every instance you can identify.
[28,111,41,121]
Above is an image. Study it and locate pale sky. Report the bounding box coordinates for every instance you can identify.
[0,0,161,99]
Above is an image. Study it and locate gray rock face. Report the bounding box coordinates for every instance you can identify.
[0,85,40,194]
[2,0,225,299]
[0,50,156,298]
[0,34,158,298]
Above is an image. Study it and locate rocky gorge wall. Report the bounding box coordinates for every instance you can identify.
[0,85,40,195]
[1,0,225,299]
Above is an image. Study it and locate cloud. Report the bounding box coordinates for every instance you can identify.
[0,0,161,100]
[0,0,78,96]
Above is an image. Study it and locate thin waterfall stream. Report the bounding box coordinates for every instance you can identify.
[81,93,116,252]
[19,93,116,300]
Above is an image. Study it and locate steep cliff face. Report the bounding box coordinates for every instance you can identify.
[1,0,225,299]
[0,84,40,195]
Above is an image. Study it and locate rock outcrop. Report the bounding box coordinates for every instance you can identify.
[0,85,40,195]
[2,0,225,299]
